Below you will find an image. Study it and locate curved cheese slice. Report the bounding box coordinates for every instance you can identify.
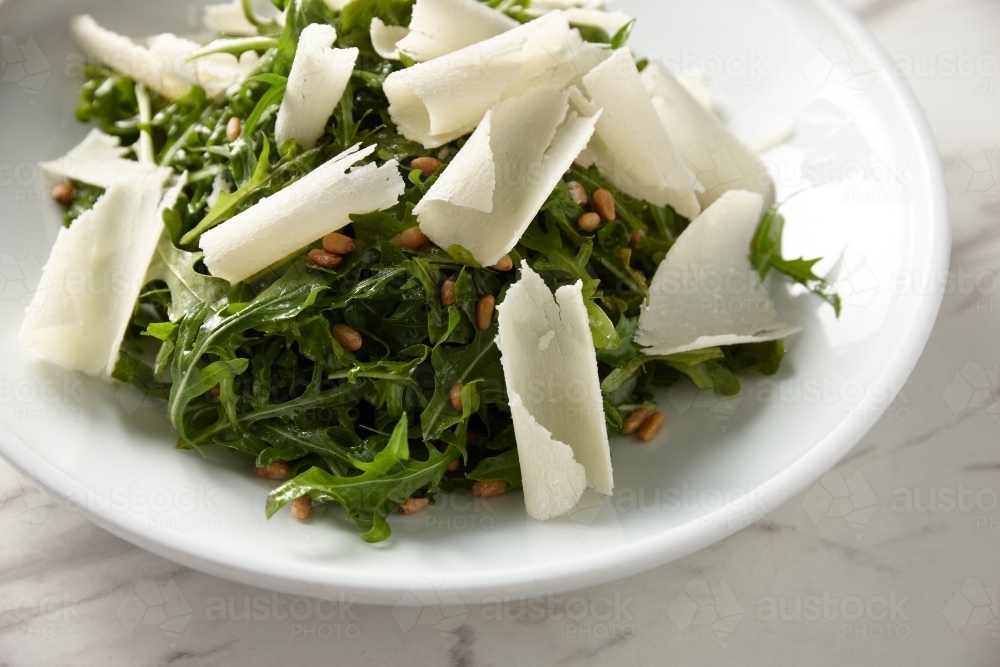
[200,144,405,284]
[384,12,608,148]
[204,1,258,36]
[39,129,154,188]
[498,264,613,521]
[275,24,358,150]
[415,86,600,267]
[395,0,518,63]
[370,18,409,60]
[581,48,702,220]
[641,59,774,209]
[19,170,176,376]
[635,190,800,356]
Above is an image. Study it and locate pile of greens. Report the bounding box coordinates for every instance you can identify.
[69,0,838,542]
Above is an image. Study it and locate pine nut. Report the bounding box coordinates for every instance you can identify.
[51,181,74,206]
[254,462,291,480]
[226,116,242,143]
[630,231,642,247]
[476,295,496,331]
[492,255,514,272]
[592,188,617,221]
[578,212,601,232]
[209,384,221,399]
[308,249,343,269]
[448,459,461,472]
[410,156,442,176]
[638,411,665,442]
[399,497,430,514]
[440,276,457,306]
[472,480,507,498]
[323,232,355,255]
[333,323,363,352]
[291,496,311,520]
[449,383,464,411]
[395,226,429,250]
[623,408,650,435]
[567,180,589,206]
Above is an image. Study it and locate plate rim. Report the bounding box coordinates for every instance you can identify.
[0,0,951,606]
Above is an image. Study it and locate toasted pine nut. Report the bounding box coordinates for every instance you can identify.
[567,180,589,206]
[638,411,665,442]
[291,496,311,520]
[308,249,342,269]
[52,181,74,206]
[254,462,291,480]
[472,480,507,498]
[623,408,650,435]
[333,323,363,352]
[410,156,443,176]
[209,384,221,399]
[448,459,461,472]
[449,383,464,411]
[476,295,496,331]
[577,212,601,232]
[395,226,429,250]
[592,188,617,221]
[323,233,355,255]
[440,276,457,306]
[630,231,642,247]
[467,429,485,446]
[226,116,242,143]
[492,255,514,272]
[399,497,430,514]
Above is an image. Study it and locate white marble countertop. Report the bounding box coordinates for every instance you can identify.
[2,0,998,664]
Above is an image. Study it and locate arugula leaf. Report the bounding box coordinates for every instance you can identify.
[145,234,230,321]
[467,449,522,489]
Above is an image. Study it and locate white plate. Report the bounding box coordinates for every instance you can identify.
[0,0,948,605]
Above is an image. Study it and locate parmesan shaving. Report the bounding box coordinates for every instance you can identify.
[370,18,409,60]
[581,48,702,220]
[642,59,774,208]
[497,264,614,521]
[416,87,600,267]
[275,24,358,150]
[200,144,405,284]
[39,129,154,188]
[147,33,259,100]
[203,1,258,36]
[395,0,518,63]
[19,170,176,376]
[635,190,801,356]
[384,12,609,148]
[526,7,633,34]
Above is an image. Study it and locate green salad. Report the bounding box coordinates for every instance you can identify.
[25,0,838,542]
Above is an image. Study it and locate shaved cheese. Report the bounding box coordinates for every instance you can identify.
[635,190,800,356]
[676,70,714,111]
[532,0,606,8]
[72,17,254,101]
[147,33,258,100]
[416,87,600,267]
[370,18,409,60]
[384,12,609,148]
[39,129,154,188]
[19,170,175,376]
[275,24,358,150]
[71,15,191,99]
[497,264,613,520]
[200,144,405,284]
[204,1,258,36]
[325,0,355,9]
[395,0,518,63]
[581,48,702,220]
[641,60,774,209]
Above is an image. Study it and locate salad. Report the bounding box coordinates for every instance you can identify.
[20,0,839,542]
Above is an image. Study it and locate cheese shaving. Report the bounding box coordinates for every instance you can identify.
[641,59,774,208]
[39,129,155,188]
[415,87,600,267]
[581,48,703,220]
[497,264,614,520]
[395,0,518,63]
[200,144,405,284]
[370,18,409,60]
[19,170,175,376]
[274,24,358,150]
[384,12,609,148]
[635,190,801,356]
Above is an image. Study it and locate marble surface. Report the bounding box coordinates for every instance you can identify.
[2,0,998,665]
